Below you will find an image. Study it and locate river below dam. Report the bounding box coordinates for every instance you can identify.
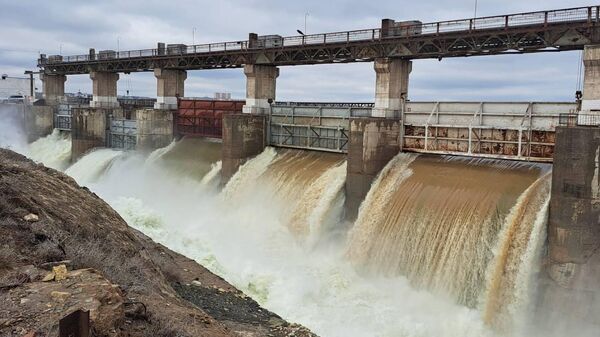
[1,129,593,337]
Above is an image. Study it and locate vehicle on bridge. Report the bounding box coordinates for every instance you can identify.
[382,20,423,37]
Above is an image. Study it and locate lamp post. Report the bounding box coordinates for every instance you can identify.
[192,27,196,45]
[304,12,310,34]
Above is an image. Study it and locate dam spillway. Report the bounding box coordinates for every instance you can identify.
[0,105,598,336]
[1,5,599,335]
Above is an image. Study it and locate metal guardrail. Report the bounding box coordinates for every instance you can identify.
[273,102,374,108]
[559,113,600,126]
[42,6,599,64]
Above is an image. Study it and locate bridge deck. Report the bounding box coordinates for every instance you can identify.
[39,6,600,74]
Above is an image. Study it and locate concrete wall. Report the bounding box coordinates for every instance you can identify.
[136,108,174,151]
[344,118,402,220]
[540,126,600,326]
[222,113,266,183]
[71,107,109,161]
[23,105,54,142]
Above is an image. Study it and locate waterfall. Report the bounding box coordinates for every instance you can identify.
[49,138,563,337]
[65,148,123,185]
[482,173,551,331]
[28,129,72,171]
[200,160,222,188]
[223,148,347,238]
[347,154,549,316]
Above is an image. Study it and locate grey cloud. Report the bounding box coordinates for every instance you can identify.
[0,0,589,102]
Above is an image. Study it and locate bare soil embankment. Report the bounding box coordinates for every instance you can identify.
[0,148,316,337]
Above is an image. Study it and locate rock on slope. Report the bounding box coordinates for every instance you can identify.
[0,148,316,337]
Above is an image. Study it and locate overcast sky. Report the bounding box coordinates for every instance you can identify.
[0,0,591,102]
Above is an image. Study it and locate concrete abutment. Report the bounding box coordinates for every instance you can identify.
[24,105,54,142]
[344,118,402,220]
[540,126,600,326]
[136,108,175,151]
[71,107,115,161]
[221,114,267,184]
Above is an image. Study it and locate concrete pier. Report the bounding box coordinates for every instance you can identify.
[242,64,279,115]
[136,108,174,151]
[344,118,402,220]
[40,73,66,105]
[221,114,266,183]
[71,107,109,160]
[90,72,119,108]
[24,105,54,142]
[154,69,186,110]
[542,126,600,325]
[372,58,411,118]
[581,45,600,112]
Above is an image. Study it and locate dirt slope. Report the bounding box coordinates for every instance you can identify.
[0,148,315,337]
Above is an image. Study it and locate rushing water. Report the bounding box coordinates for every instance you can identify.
[0,125,582,337]
[347,154,551,333]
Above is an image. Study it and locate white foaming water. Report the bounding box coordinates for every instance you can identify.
[28,129,72,171]
[60,143,500,337]
[3,131,564,337]
[0,104,29,155]
[200,161,222,188]
[65,148,123,185]
[221,147,278,199]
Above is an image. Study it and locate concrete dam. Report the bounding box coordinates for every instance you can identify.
[1,5,600,337]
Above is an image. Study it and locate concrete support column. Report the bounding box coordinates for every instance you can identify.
[71,108,108,161]
[539,126,600,327]
[90,71,119,108]
[221,114,266,183]
[582,44,600,112]
[136,108,174,151]
[372,58,412,118]
[242,64,279,115]
[154,69,187,110]
[344,118,402,220]
[40,73,66,105]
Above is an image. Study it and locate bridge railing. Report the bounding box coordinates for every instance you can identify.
[42,6,600,65]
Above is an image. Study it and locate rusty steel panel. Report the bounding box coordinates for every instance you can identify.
[403,125,556,162]
[176,99,244,138]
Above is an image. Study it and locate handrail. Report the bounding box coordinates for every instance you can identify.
[41,5,599,65]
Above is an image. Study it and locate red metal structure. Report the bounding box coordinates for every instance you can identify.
[176,99,244,138]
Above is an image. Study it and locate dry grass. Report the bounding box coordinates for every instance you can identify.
[0,245,19,270]
[70,240,147,293]
[142,315,180,337]
[34,240,65,263]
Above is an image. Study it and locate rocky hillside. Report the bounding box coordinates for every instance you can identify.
[0,148,315,337]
